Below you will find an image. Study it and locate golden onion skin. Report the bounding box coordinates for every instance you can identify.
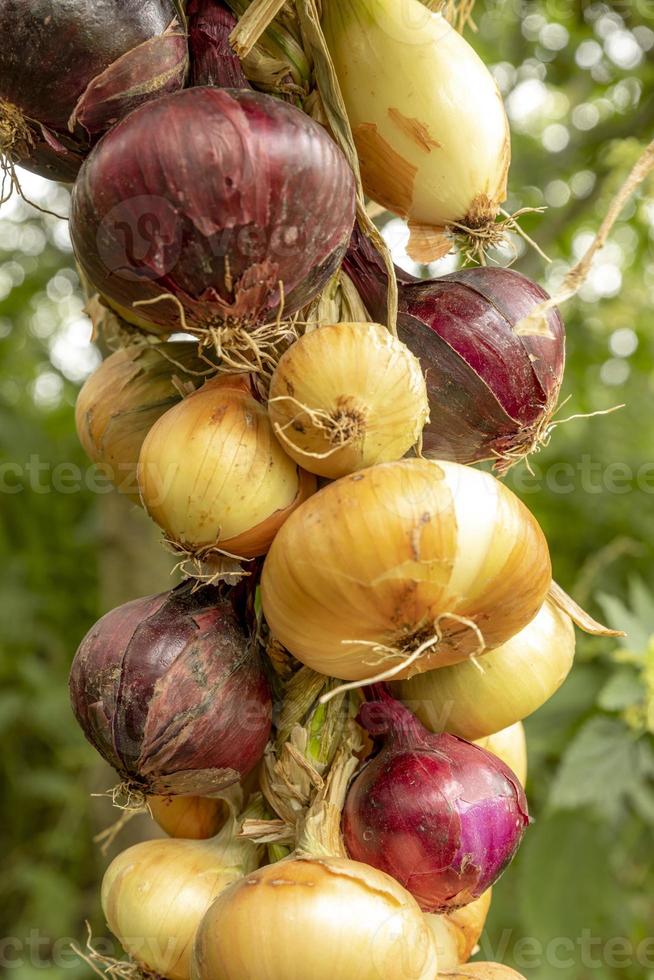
[268,322,429,479]
[192,856,438,980]
[394,599,574,740]
[475,724,528,786]
[76,343,208,501]
[138,375,316,560]
[261,459,551,681]
[149,795,227,840]
[425,889,492,971]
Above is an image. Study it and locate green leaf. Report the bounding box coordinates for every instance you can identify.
[597,592,651,652]
[598,669,644,712]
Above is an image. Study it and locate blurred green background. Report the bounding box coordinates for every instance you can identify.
[1,1,653,977]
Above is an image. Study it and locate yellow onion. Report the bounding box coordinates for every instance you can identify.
[138,375,316,564]
[102,796,263,980]
[322,0,510,262]
[268,322,429,479]
[261,459,551,682]
[475,724,528,787]
[76,343,211,501]
[192,856,437,980]
[149,795,227,840]
[425,890,492,971]
[441,967,526,980]
[393,599,575,740]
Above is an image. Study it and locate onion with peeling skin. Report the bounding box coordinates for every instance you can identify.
[0,0,187,182]
[70,87,356,351]
[261,458,551,682]
[268,321,430,479]
[75,342,214,502]
[345,231,565,473]
[342,690,530,912]
[322,0,511,262]
[188,1,251,88]
[393,599,575,741]
[69,582,272,798]
[138,375,316,567]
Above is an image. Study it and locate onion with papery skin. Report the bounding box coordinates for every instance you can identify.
[69,582,272,797]
[192,741,438,980]
[71,87,356,347]
[268,322,429,479]
[75,342,213,501]
[345,231,565,472]
[0,0,187,182]
[261,458,551,682]
[188,1,251,88]
[150,795,227,840]
[475,724,528,787]
[425,889,492,971]
[138,375,316,566]
[394,599,575,741]
[102,794,263,980]
[322,0,510,262]
[442,967,526,980]
[342,691,529,912]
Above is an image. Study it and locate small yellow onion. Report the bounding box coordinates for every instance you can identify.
[192,856,438,980]
[102,798,262,980]
[393,599,575,740]
[268,322,429,479]
[76,343,209,501]
[261,459,551,682]
[441,967,526,979]
[149,796,227,840]
[475,724,528,786]
[322,0,510,262]
[138,375,316,563]
[425,889,492,971]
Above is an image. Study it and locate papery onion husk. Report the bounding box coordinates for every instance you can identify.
[261,458,551,682]
[192,855,437,980]
[268,322,429,479]
[393,599,575,740]
[75,342,214,502]
[442,967,527,980]
[188,0,251,88]
[345,230,565,473]
[0,0,187,182]
[149,795,227,840]
[138,374,316,565]
[69,582,272,797]
[102,794,263,980]
[425,889,492,971]
[71,87,356,348]
[342,691,529,912]
[475,724,527,787]
[322,0,510,261]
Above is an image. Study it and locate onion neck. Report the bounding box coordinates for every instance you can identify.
[298,732,361,859]
[359,684,431,749]
[208,789,266,871]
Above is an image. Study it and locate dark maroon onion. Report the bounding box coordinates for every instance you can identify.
[342,687,529,912]
[344,230,565,471]
[0,1,187,182]
[69,582,272,796]
[70,87,356,337]
[188,0,250,89]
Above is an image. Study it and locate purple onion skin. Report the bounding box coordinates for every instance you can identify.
[342,690,530,912]
[71,87,356,333]
[344,230,565,468]
[69,583,272,796]
[188,0,250,89]
[0,1,187,181]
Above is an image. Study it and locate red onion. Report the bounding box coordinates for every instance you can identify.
[344,231,565,472]
[70,87,356,341]
[0,1,187,182]
[342,687,530,912]
[69,582,272,797]
[188,0,251,89]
